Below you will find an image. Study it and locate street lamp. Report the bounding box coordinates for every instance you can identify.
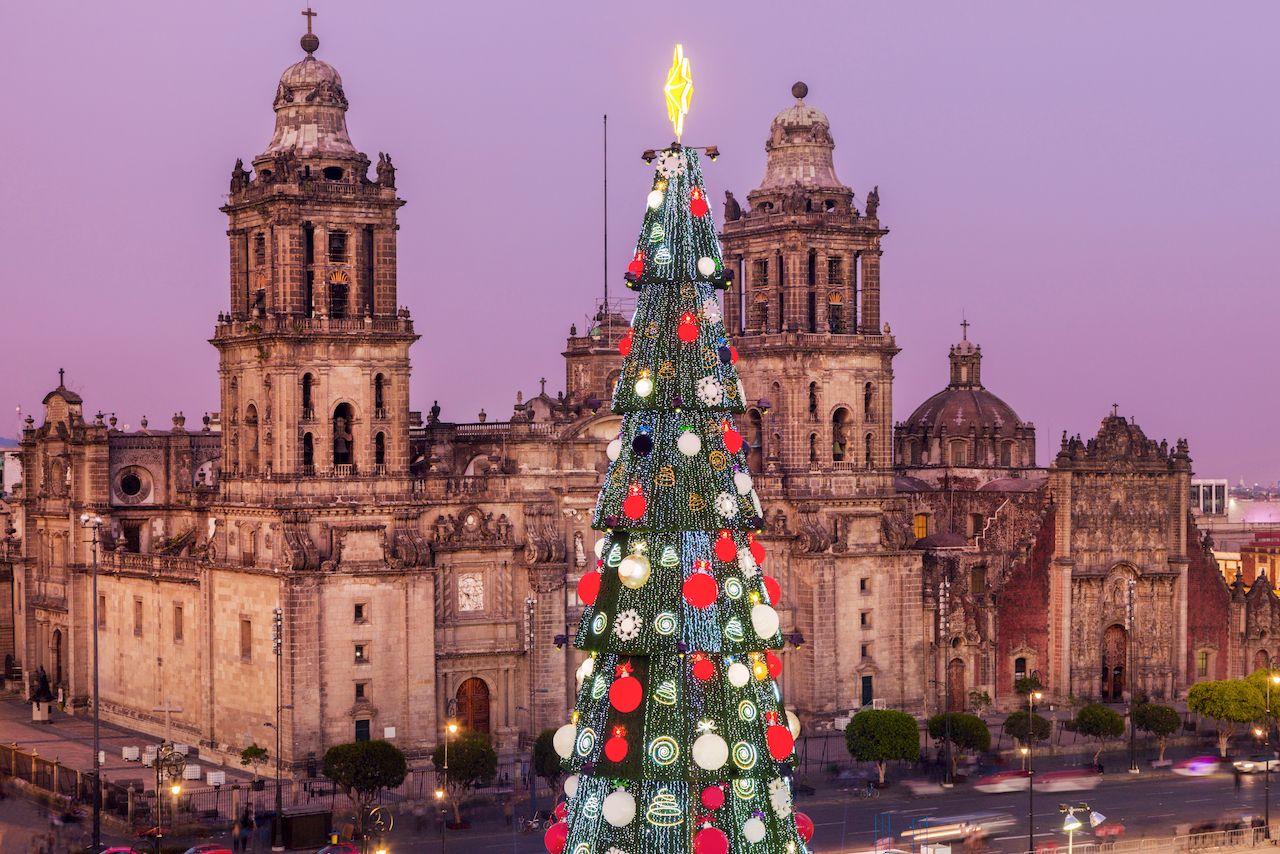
[435,787,447,854]
[441,720,458,824]
[1060,803,1106,854]
[1028,690,1044,854]
[80,512,104,851]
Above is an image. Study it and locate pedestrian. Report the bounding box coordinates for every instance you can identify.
[239,806,253,852]
[232,814,243,853]
[1234,766,1243,790]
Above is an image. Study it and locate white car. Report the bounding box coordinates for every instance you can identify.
[1233,754,1280,774]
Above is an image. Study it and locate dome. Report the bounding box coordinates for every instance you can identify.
[903,386,1024,439]
[278,55,343,89]
[749,82,849,198]
[256,40,359,162]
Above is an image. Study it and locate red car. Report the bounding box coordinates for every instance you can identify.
[180,846,234,854]
[973,770,1031,793]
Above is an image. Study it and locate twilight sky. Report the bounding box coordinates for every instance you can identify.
[3,2,1277,482]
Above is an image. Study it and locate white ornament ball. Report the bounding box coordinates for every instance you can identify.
[646,189,665,209]
[677,431,702,456]
[715,491,738,519]
[787,709,801,739]
[697,256,717,278]
[734,471,753,495]
[606,439,622,462]
[751,604,781,639]
[553,723,577,759]
[564,774,580,799]
[737,547,758,578]
[594,538,606,558]
[618,554,652,590]
[635,376,654,398]
[743,817,767,843]
[727,662,751,688]
[701,298,722,323]
[693,732,730,770]
[602,788,637,827]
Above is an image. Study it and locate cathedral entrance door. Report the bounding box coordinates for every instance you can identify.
[1101,625,1128,702]
[456,677,490,735]
[947,658,966,711]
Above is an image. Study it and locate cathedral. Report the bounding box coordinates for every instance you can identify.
[0,26,1266,774]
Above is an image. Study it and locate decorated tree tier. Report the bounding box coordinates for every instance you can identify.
[547,46,813,854]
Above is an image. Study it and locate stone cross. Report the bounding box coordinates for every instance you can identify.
[960,318,969,341]
[301,6,317,33]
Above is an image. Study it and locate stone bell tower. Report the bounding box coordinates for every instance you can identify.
[213,20,416,481]
[720,82,898,482]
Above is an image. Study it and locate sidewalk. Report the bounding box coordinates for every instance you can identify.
[0,692,255,793]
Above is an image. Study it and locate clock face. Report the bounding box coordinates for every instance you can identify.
[458,572,484,612]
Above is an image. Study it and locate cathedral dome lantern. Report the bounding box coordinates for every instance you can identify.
[747,82,854,214]
[895,323,1036,471]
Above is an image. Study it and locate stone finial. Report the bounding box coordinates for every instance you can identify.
[791,81,808,100]
[139,416,148,432]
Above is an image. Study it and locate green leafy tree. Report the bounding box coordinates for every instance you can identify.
[531,728,561,813]
[1133,703,1181,761]
[1014,675,1045,696]
[968,690,992,718]
[928,712,991,775]
[1004,710,1050,745]
[323,740,408,837]
[551,96,809,854]
[431,730,498,824]
[1188,679,1266,756]
[845,709,920,784]
[1074,703,1125,763]
[239,743,268,782]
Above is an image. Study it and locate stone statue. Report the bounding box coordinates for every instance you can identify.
[723,191,742,222]
[32,666,54,703]
[783,186,807,213]
[230,158,249,194]
[574,531,586,567]
[333,416,353,464]
[376,152,397,188]
[429,400,441,423]
[866,185,880,218]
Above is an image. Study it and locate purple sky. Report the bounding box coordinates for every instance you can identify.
[5,2,1278,483]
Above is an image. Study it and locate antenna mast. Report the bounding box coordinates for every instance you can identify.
[603,113,609,317]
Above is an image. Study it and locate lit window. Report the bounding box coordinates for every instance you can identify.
[913,514,928,540]
[355,644,368,663]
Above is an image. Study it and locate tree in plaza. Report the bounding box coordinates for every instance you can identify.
[927,712,991,775]
[1188,679,1265,756]
[432,730,499,825]
[549,45,814,854]
[323,740,408,837]
[1073,703,1125,764]
[239,743,269,782]
[1013,675,1044,697]
[845,710,920,785]
[1003,710,1050,745]
[1133,703,1181,762]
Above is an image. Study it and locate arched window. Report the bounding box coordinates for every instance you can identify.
[333,403,355,468]
[909,439,922,466]
[949,439,968,467]
[244,404,259,474]
[808,382,819,418]
[1000,441,1014,467]
[864,432,874,469]
[809,433,818,466]
[374,374,385,416]
[747,410,764,472]
[832,407,851,461]
[1014,656,1027,682]
[328,271,351,319]
[864,383,874,419]
[828,292,845,334]
[971,566,987,594]
[374,432,386,467]
[301,433,314,472]
[302,373,314,419]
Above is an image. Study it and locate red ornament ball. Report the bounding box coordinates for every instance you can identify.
[767,724,795,761]
[554,801,568,821]
[795,812,816,843]
[577,571,602,606]
[627,254,645,276]
[683,572,718,609]
[723,428,743,454]
[691,656,716,682]
[604,734,629,762]
[619,331,633,357]
[622,493,647,521]
[763,575,781,605]
[714,532,737,563]
[700,785,725,810]
[678,316,699,343]
[729,346,739,364]
[766,650,783,678]
[749,537,766,566]
[694,826,729,854]
[690,196,710,219]
[544,820,568,854]
[609,676,643,713]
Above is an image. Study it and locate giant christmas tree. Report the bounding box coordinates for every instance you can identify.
[546,47,814,854]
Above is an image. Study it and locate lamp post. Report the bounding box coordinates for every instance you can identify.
[1028,690,1043,854]
[435,787,447,854]
[441,720,458,825]
[272,607,284,851]
[1060,803,1106,854]
[1127,578,1139,774]
[80,512,104,851]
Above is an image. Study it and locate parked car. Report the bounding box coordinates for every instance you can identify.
[1173,756,1222,777]
[973,770,1030,793]
[1233,754,1280,774]
[1036,768,1102,792]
